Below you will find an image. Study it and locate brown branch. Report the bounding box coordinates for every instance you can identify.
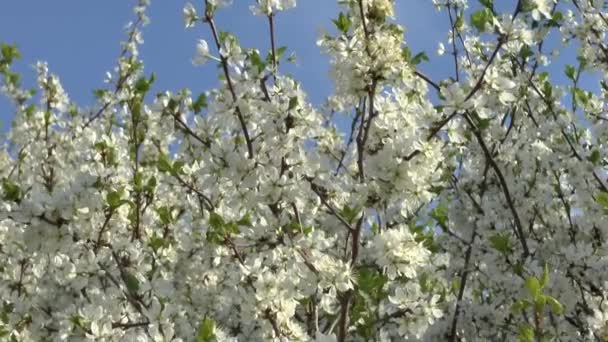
[463,113,530,257]
[306,178,356,233]
[268,14,278,82]
[204,5,254,159]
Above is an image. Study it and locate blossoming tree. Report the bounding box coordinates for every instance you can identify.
[1,0,608,340]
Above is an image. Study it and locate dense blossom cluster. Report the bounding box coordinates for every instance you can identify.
[1,0,608,340]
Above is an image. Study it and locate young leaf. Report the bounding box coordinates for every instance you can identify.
[470,8,493,32]
[565,64,576,80]
[534,294,547,312]
[332,12,351,33]
[479,0,493,9]
[510,299,531,314]
[156,206,173,225]
[517,325,535,342]
[123,272,140,294]
[209,212,225,230]
[249,50,265,73]
[519,45,534,60]
[192,93,208,114]
[431,204,448,230]
[196,317,216,342]
[276,46,288,59]
[149,234,169,251]
[288,97,299,111]
[596,191,608,209]
[236,213,252,226]
[157,154,173,173]
[402,46,412,62]
[106,190,123,209]
[525,276,541,299]
[489,233,511,254]
[588,150,601,165]
[341,205,359,224]
[1,178,22,203]
[135,73,155,95]
[546,296,564,315]
[411,52,429,65]
[539,263,550,288]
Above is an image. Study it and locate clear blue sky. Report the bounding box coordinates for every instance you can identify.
[0,1,452,132]
[0,1,589,133]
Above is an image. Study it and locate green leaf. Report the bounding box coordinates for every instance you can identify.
[470,8,493,32]
[519,45,534,60]
[489,233,512,254]
[371,223,379,234]
[548,11,564,27]
[510,299,531,314]
[157,154,173,173]
[134,172,144,191]
[479,0,493,9]
[340,205,359,224]
[218,31,230,44]
[401,46,412,61]
[574,88,589,106]
[288,97,299,111]
[249,50,265,73]
[225,222,240,234]
[145,176,157,194]
[477,118,492,130]
[236,213,252,226]
[1,178,22,203]
[455,15,464,30]
[0,43,20,64]
[588,149,601,165]
[123,272,140,294]
[332,12,351,33]
[196,317,217,342]
[411,52,429,65]
[134,73,155,95]
[520,0,536,12]
[525,276,541,299]
[106,190,124,209]
[209,212,225,230]
[431,204,448,230]
[546,296,564,315]
[149,233,169,251]
[156,206,173,225]
[543,81,552,98]
[69,315,86,329]
[276,46,288,59]
[192,93,208,113]
[596,191,608,209]
[565,64,576,80]
[540,263,550,288]
[172,160,186,175]
[357,268,388,300]
[92,89,107,100]
[517,325,535,342]
[535,294,547,312]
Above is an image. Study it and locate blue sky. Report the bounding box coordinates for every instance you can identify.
[0,1,451,132]
[0,1,592,133]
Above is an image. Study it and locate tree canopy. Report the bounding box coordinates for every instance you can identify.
[1,0,608,340]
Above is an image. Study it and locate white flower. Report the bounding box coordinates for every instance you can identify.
[437,42,445,56]
[250,0,296,16]
[532,0,553,20]
[442,82,471,111]
[209,0,233,9]
[183,3,198,29]
[192,39,211,65]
